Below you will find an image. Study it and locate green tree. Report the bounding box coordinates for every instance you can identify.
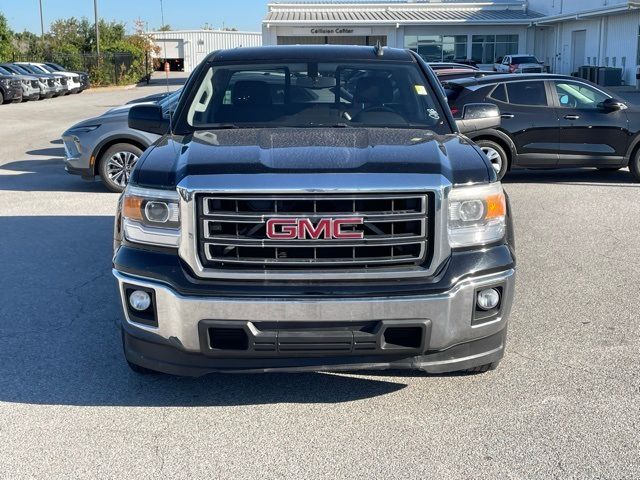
[0,12,14,60]
[158,24,172,31]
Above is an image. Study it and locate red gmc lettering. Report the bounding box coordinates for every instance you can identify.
[266,219,298,239]
[298,218,332,239]
[265,218,364,240]
[332,218,364,239]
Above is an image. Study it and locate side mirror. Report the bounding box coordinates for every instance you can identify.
[455,103,501,134]
[598,98,626,112]
[128,104,170,135]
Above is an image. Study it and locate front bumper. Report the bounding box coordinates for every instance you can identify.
[114,267,515,375]
[62,134,94,180]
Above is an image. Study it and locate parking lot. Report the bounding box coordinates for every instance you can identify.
[0,81,639,479]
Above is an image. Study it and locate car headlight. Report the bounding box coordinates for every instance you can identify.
[68,124,100,134]
[122,186,181,247]
[448,182,506,248]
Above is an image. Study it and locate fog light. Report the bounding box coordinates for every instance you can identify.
[477,288,500,310]
[129,290,151,311]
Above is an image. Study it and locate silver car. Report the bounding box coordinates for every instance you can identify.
[62,89,181,192]
[0,65,40,101]
[0,63,57,99]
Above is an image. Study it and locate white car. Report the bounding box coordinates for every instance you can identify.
[494,55,544,74]
[16,62,82,94]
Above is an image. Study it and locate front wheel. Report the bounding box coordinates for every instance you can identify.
[98,143,143,193]
[476,140,509,180]
[630,150,640,182]
[464,361,500,374]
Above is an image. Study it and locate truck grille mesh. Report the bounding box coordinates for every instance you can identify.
[196,194,430,270]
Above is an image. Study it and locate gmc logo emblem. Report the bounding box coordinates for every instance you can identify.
[266,218,364,240]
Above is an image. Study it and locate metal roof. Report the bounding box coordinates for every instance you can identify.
[265,1,543,25]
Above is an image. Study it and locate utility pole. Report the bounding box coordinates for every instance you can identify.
[38,0,44,36]
[94,0,100,54]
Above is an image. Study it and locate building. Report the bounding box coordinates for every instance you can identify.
[262,0,640,85]
[148,30,262,72]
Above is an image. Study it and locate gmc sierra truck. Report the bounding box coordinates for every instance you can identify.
[113,45,516,376]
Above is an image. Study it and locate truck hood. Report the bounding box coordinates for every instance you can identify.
[133,128,492,188]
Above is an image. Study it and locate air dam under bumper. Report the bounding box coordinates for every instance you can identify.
[114,268,515,375]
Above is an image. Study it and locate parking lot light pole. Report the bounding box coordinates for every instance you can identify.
[39,0,44,36]
[94,0,100,54]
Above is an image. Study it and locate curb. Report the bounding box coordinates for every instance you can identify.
[84,83,138,93]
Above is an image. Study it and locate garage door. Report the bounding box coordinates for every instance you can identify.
[156,39,184,59]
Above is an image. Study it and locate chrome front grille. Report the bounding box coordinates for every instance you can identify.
[521,67,542,73]
[196,194,430,269]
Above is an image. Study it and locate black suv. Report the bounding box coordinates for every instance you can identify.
[444,74,640,181]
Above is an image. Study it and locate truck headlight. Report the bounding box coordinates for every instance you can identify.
[122,186,180,247]
[448,182,506,248]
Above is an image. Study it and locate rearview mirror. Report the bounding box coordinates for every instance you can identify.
[598,98,626,112]
[128,104,170,135]
[455,103,501,134]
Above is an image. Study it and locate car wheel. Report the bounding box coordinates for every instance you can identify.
[476,140,509,180]
[121,330,159,375]
[630,150,640,182]
[99,143,143,193]
[464,361,500,374]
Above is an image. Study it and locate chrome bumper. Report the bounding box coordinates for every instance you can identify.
[113,268,515,354]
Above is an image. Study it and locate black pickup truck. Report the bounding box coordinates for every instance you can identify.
[113,45,516,376]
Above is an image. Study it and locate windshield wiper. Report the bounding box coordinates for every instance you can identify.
[202,123,241,129]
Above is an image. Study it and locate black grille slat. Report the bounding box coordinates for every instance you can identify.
[197,194,430,270]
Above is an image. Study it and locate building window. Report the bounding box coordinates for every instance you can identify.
[471,35,519,64]
[405,35,468,62]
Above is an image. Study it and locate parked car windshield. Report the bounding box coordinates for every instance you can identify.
[8,64,33,75]
[46,63,65,71]
[512,56,539,64]
[16,64,42,75]
[184,61,448,132]
[0,66,13,76]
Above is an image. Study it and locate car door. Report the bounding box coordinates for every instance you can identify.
[491,80,559,167]
[550,79,629,167]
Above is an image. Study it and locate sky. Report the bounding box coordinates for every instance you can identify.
[1,0,271,34]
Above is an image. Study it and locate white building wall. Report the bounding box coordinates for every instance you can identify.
[531,10,639,84]
[149,30,262,72]
[529,0,629,16]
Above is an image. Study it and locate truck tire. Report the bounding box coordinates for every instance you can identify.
[121,330,159,375]
[464,361,500,374]
[99,143,143,193]
[476,140,508,180]
[127,360,158,375]
[630,150,640,182]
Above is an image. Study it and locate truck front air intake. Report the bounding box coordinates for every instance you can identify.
[195,193,432,271]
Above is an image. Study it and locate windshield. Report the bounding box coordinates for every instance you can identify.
[38,64,55,73]
[184,61,447,131]
[513,56,539,64]
[10,65,32,75]
[47,63,64,71]
[0,66,12,76]
[17,64,39,74]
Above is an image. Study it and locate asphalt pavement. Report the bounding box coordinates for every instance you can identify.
[0,80,638,479]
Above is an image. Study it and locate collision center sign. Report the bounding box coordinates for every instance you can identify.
[286,27,374,36]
